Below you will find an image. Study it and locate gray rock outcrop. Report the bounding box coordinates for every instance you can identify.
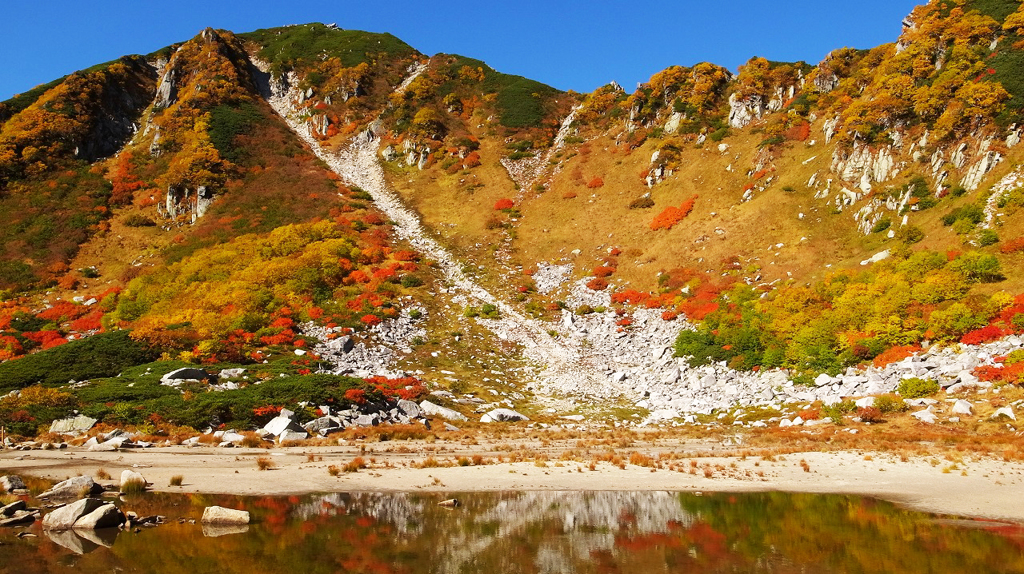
[480,408,529,423]
[0,475,26,492]
[49,415,98,435]
[38,476,103,499]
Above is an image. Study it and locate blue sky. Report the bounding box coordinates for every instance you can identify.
[1,0,922,101]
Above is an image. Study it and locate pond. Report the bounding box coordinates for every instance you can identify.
[1,491,1022,573]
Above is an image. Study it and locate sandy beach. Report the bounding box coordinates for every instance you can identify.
[3,441,1023,524]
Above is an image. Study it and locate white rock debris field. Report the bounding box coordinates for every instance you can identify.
[256,61,1024,424]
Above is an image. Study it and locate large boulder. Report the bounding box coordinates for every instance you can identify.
[160,367,214,386]
[277,429,309,442]
[0,475,26,492]
[418,400,468,422]
[201,506,250,525]
[397,399,421,418]
[262,416,306,438]
[42,498,104,530]
[480,408,530,423]
[119,470,147,492]
[38,476,103,499]
[74,503,125,530]
[49,415,98,435]
[303,416,343,436]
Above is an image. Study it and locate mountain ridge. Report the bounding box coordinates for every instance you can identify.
[3,1,1024,435]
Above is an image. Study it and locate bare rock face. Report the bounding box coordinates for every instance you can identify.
[728,93,765,128]
[42,499,104,530]
[201,506,250,525]
[49,415,98,435]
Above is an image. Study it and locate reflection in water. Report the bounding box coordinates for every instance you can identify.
[201,523,249,538]
[0,491,1022,573]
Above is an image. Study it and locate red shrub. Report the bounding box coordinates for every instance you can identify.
[37,301,86,322]
[586,278,609,291]
[961,325,1004,346]
[611,290,649,305]
[593,266,616,278]
[872,345,921,368]
[344,389,367,405]
[494,198,515,210]
[586,177,604,188]
[69,310,104,332]
[784,122,811,142]
[1001,238,1024,254]
[361,314,381,327]
[661,310,678,321]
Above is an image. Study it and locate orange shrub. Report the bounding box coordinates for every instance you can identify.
[586,278,609,291]
[494,198,515,210]
[593,266,616,278]
[586,177,604,188]
[650,195,697,231]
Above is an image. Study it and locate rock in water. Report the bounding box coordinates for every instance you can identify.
[201,506,250,525]
[74,504,125,530]
[0,500,27,517]
[42,499,104,530]
[437,498,460,508]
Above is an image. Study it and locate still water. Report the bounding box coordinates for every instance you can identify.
[1,491,1022,573]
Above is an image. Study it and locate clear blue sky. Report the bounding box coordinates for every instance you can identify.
[1,0,922,101]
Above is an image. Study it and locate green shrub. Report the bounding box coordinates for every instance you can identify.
[241,24,416,70]
[896,225,925,244]
[822,400,856,424]
[977,229,999,246]
[479,304,500,319]
[708,127,730,142]
[941,204,984,226]
[209,102,263,164]
[872,217,892,233]
[123,213,156,227]
[629,196,655,209]
[897,377,940,399]
[0,331,159,393]
[873,394,907,413]
[400,275,423,288]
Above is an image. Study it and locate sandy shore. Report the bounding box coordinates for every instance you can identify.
[3,442,1023,524]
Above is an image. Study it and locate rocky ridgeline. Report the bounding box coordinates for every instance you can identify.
[252,57,1024,425]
